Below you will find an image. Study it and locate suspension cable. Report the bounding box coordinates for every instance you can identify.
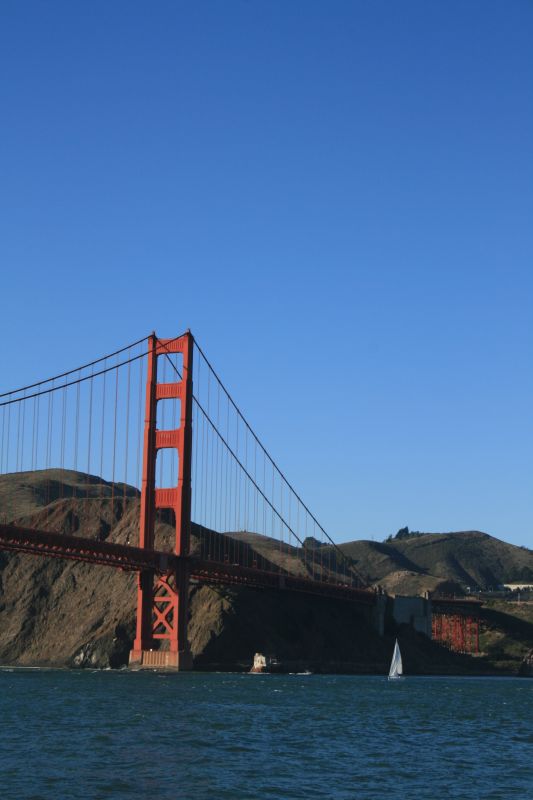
[0,335,150,398]
[0,333,187,407]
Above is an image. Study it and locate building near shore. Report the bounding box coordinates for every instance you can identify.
[504,583,533,591]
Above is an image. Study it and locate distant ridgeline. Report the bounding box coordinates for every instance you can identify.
[383,527,533,582]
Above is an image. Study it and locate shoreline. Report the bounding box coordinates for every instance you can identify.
[0,662,529,677]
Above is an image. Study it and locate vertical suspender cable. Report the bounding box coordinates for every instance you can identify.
[111,358,119,511]
[20,390,26,473]
[100,366,107,501]
[15,399,21,473]
[124,351,131,513]
[74,371,81,473]
[87,365,94,504]
[135,350,141,491]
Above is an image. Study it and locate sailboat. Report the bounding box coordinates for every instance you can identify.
[388,638,403,680]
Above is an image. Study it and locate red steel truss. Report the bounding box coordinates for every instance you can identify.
[431,598,481,654]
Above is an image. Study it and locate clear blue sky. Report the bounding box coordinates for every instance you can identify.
[1,1,531,546]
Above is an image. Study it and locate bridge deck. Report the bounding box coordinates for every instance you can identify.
[0,523,377,606]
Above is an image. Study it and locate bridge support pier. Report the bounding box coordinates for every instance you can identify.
[129,649,193,670]
[129,332,194,671]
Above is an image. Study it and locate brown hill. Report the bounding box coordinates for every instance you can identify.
[0,468,138,519]
[0,469,532,673]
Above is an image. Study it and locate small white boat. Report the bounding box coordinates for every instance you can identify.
[388,638,403,680]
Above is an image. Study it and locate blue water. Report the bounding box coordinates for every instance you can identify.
[1,670,532,800]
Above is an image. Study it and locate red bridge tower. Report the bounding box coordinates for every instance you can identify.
[129,332,194,670]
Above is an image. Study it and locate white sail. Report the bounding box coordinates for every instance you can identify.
[388,639,403,679]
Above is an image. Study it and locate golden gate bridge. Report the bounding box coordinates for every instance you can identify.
[0,331,479,667]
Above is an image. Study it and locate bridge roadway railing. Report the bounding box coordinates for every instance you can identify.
[0,523,377,607]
